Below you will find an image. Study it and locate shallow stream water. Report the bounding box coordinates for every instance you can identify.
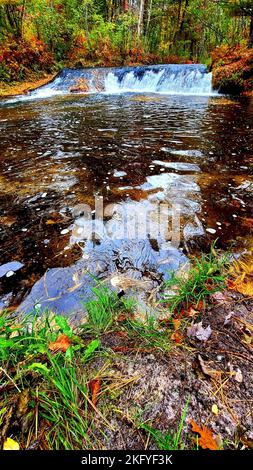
[0,76,252,316]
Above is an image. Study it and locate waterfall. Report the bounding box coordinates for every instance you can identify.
[22,64,214,101]
[104,65,213,95]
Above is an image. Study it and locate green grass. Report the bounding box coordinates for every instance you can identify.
[36,356,91,450]
[163,245,228,313]
[83,285,136,334]
[122,316,172,352]
[138,399,190,450]
[0,312,101,450]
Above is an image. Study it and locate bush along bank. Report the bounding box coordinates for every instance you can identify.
[211,45,253,95]
[1,247,253,450]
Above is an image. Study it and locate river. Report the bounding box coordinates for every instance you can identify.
[0,65,252,317]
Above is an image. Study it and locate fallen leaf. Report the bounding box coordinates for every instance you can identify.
[191,420,219,450]
[89,379,101,406]
[188,307,199,317]
[3,438,20,450]
[187,322,212,341]
[17,389,29,418]
[212,404,219,416]
[228,256,253,296]
[115,331,128,338]
[211,291,230,305]
[171,331,184,344]
[243,333,252,345]
[227,279,237,290]
[234,368,243,383]
[214,434,223,449]
[117,313,127,322]
[45,219,56,225]
[242,218,253,229]
[158,318,171,327]
[198,355,222,380]
[49,334,71,353]
[0,216,16,227]
[172,319,181,330]
[224,312,233,325]
[112,346,131,352]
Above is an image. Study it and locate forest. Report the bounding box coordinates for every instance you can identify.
[0,1,252,83]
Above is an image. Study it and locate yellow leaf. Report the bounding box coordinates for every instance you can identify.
[229,255,253,296]
[212,404,219,415]
[3,438,20,450]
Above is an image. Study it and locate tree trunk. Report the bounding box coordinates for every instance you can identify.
[145,0,153,38]
[248,15,253,48]
[5,5,21,38]
[137,0,145,38]
[20,0,26,38]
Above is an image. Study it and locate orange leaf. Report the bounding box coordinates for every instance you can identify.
[89,379,101,406]
[172,319,181,330]
[227,279,236,290]
[187,307,199,318]
[191,420,219,450]
[49,334,71,353]
[194,300,204,311]
[171,331,183,344]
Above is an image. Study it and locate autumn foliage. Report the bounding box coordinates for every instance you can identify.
[0,38,54,82]
[212,45,253,94]
[0,1,252,85]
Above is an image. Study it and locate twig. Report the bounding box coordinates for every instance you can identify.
[0,367,21,393]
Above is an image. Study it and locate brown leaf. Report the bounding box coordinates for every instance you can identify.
[16,389,29,418]
[112,346,131,352]
[89,379,101,406]
[49,334,71,353]
[198,355,222,381]
[158,318,171,327]
[191,420,219,450]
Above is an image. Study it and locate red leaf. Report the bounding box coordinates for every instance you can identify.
[89,379,101,406]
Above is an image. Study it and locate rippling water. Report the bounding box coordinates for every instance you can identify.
[0,93,252,313]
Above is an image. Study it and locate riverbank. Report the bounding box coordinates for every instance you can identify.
[1,249,253,450]
[212,46,253,95]
[0,74,56,99]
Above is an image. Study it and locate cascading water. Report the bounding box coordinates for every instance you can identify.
[30,63,214,99]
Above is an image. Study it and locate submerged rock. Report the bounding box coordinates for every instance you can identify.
[18,239,188,319]
[0,261,24,278]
